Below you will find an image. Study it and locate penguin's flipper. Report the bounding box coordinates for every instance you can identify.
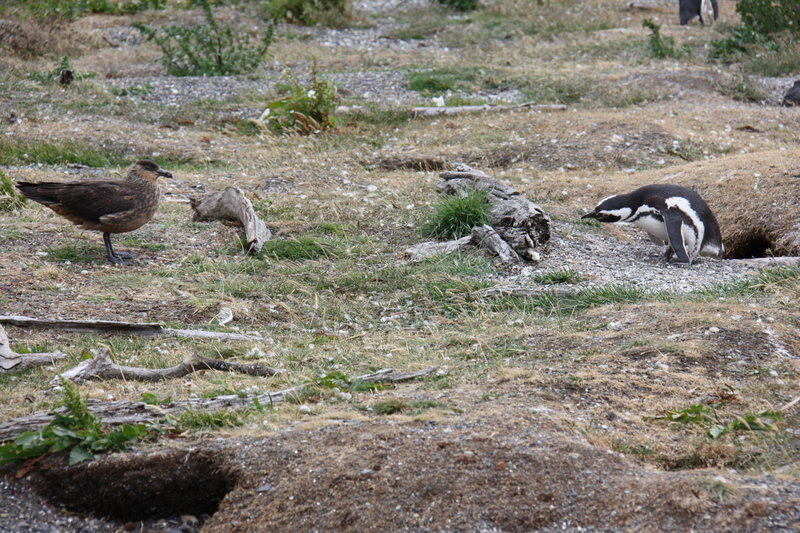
[710,0,719,19]
[662,208,691,263]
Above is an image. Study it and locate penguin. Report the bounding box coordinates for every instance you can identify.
[679,0,718,26]
[582,184,724,264]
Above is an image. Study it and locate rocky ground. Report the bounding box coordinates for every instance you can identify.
[0,0,799,532]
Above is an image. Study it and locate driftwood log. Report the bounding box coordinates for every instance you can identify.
[0,324,66,374]
[52,346,286,385]
[336,102,566,118]
[0,367,439,442]
[189,187,271,255]
[0,315,261,341]
[438,163,551,261]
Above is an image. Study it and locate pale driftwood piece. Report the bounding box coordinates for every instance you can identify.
[335,103,566,117]
[52,347,286,385]
[0,315,261,341]
[189,186,271,255]
[404,236,472,261]
[471,225,521,263]
[0,367,439,442]
[0,324,66,373]
[438,163,551,261]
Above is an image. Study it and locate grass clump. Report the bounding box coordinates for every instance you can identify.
[533,268,581,285]
[407,67,499,96]
[265,0,350,27]
[0,171,27,212]
[46,242,104,263]
[1,0,165,19]
[372,398,407,415]
[262,64,338,134]
[134,0,273,76]
[421,190,490,240]
[437,0,479,11]
[259,236,333,260]
[643,19,691,59]
[0,378,154,465]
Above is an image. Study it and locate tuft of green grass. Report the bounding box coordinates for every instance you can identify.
[0,0,165,19]
[46,242,104,263]
[533,268,581,285]
[172,407,252,430]
[0,171,27,211]
[421,190,490,240]
[372,398,407,415]
[265,0,350,27]
[259,236,333,261]
[30,56,95,84]
[694,266,800,299]
[495,283,653,316]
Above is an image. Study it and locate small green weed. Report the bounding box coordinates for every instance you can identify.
[531,284,649,315]
[172,407,255,430]
[533,268,581,285]
[30,56,95,84]
[0,171,27,212]
[264,0,350,27]
[315,370,390,393]
[262,64,338,134]
[643,19,691,59]
[719,74,767,103]
[134,0,273,76]
[0,378,154,465]
[110,83,153,97]
[421,190,490,240]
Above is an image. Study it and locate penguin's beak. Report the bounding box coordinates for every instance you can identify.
[581,211,597,220]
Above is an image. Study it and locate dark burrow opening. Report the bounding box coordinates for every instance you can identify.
[29,448,238,524]
[725,231,775,259]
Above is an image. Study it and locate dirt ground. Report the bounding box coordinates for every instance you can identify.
[1,0,799,531]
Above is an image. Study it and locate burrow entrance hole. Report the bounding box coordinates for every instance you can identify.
[30,448,238,524]
[726,231,777,259]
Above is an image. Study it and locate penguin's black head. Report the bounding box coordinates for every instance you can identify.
[581,194,632,223]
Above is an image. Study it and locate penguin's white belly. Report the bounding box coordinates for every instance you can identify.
[633,216,668,244]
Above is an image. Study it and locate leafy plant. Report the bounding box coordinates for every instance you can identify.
[0,171,27,212]
[264,0,349,27]
[315,370,390,393]
[134,0,273,76]
[645,403,783,440]
[372,398,407,415]
[262,64,338,134]
[421,189,490,240]
[0,378,154,465]
[736,0,800,37]
[643,19,691,59]
[30,56,96,84]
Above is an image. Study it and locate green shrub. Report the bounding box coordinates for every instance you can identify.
[0,378,154,465]
[643,19,691,59]
[422,190,490,240]
[264,0,349,26]
[737,0,800,36]
[30,56,95,84]
[134,0,273,76]
[0,171,27,212]
[437,0,479,11]
[262,64,338,134]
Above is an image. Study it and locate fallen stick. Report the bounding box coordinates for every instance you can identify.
[0,315,261,341]
[0,367,439,441]
[189,186,271,255]
[335,102,566,117]
[0,324,66,374]
[53,346,286,385]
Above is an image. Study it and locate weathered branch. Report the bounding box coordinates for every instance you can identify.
[471,225,521,263]
[0,367,439,442]
[0,315,261,341]
[336,102,566,117]
[0,324,66,374]
[189,187,271,255]
[53,347,286,385]
[404,236,472,261]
